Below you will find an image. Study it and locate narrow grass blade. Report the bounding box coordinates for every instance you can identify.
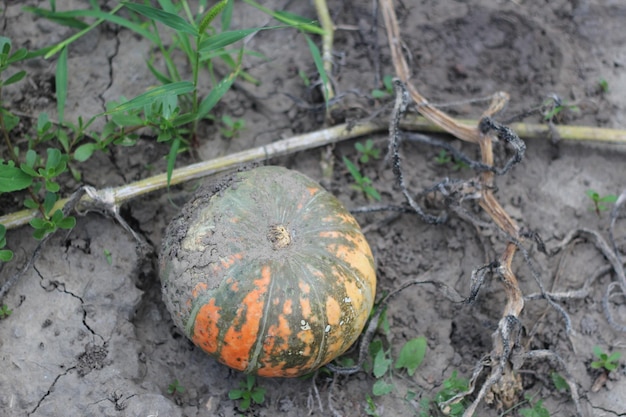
[122,2,197,36]
[146,59,173,85]
[44,4,124,58]
[242,0,324,35]
[106,81,195,115]
[304,34,329,104]
[195,70,238,120]
[198,28,261,53]
[23,7,89,29]
[55,46,68,124]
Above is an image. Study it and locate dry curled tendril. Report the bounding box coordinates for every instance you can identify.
[327,79,625,417]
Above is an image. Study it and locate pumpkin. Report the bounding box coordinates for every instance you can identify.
[159,166,376,377]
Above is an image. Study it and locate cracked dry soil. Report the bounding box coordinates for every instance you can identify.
[2,1,626,416]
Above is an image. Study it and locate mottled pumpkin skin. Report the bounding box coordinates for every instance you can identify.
[159,166,376,377]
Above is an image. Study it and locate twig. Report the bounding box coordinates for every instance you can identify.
[2,116,625,231]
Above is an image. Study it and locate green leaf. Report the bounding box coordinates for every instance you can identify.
[372,348,391,379]
[3,70,26,87]
[55,214,76,230]
[122,2,198,36]
[0,249,13,262]
[73,143,97,162]
[342,157,362,181]
[198,28,260,54]
[241,0,324,35]
[55,46,68,124]
[0,109,19,132]
[372,379,393,396]
[304,34,329,104]
[24,198,38,209]
[228,389,244,400]
[394,336,427,376]
[371,89,387,99]
[42,191,57,215]
[0,163,33,192]
[250,388,265,404]
[106,81,195,114]
[195,70,238,120]
[0,36,12,62]
[25,7,158,44]
[550,372,569,391]
[45,179,60,193]
[29,217,49,230]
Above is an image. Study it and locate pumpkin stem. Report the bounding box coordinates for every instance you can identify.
[267,224,292,250]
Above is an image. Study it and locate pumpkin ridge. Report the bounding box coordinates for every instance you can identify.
[245,260,279,373]
[289,255,329,371]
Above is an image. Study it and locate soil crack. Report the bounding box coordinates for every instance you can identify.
[33,265,104,343]
[590,403,626,417]
[28,366,76,416]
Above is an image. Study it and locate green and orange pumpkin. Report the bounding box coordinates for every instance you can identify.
[159,166,376,377]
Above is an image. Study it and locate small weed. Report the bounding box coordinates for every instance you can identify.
[542,96,579,122]
[0,304,12,319]
[550,371,569,392]
[586,190,617,217]
[364,394,381,417]
[228,374,266,411]
[519,394,551,417]
[433,370,469,417]
[371,74,394,99]
[394,336,427,377]
[103,249,112,265]
[433,149,468,171]
[343,156,381,201]
[598,78,609,93]
[355,139,381,164]
[434,149,452,165]
[167,379,185,396]
[219,114,245,139]
[298,69,311,87]
[591,346,621,372]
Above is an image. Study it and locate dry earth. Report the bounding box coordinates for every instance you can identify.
[1,1,625,416]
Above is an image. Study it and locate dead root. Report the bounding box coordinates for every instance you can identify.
[358,1,626,415]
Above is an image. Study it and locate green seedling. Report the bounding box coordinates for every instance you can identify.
[434,149,452,165]
[0,304,12,319]
[343,156,381,201]
[550,371,569,392]
[542,96,579,122]
[598,78,609,93]
[433,370,469,417]
[228,374,266,411]
[433,149,468,171]
[219,115,245,139]
[298,69,311,87]
[591,346,621,372]
[103,249,112,265]
[355,139,381,164]
[167,379,185,395]
[0,224,13,262]
[586,190,617,217]
[364,394,381,417]
[394,336,427,377]
[371,74,394,99]
[519,394,551,417]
